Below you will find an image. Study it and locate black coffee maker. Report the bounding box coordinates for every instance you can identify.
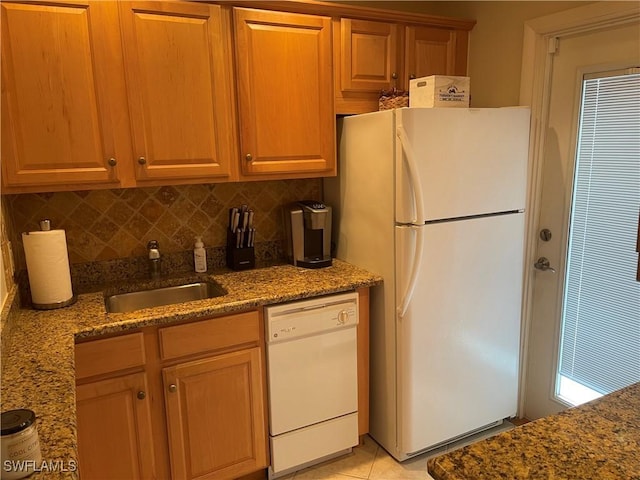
[284,201,332,268]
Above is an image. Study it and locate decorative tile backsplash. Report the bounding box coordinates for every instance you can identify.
[5,180,322,271]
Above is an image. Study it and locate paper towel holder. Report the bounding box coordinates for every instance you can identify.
[24,219,77,310]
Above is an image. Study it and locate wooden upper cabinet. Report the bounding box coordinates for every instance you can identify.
[118,2,237,182]
[234,8,336,178]
[0,1,129,189]
[404,25,469,83]
[335,17,472,114]
[340,19,400,93]
[2,1,474,189]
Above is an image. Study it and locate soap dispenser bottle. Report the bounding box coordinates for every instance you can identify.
[194,237,207,273]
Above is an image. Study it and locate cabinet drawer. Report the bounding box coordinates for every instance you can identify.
[75,332,146,380]
[159,311,260,361]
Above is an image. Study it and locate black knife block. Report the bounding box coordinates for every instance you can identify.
[226,230,255,271]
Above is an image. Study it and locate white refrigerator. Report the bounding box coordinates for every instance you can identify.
[324,107,530,461]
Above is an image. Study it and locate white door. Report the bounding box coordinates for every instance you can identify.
[523,18,640,420]
[395,213,523,455]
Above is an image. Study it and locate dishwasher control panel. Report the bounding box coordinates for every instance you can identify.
[265,292,359,343]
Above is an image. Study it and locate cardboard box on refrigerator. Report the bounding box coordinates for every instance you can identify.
[409,75,470,108]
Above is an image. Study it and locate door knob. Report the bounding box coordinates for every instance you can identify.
[534,257,556,273]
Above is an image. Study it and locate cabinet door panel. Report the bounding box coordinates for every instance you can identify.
[405,26,468,83]
[234,8,334,177]
[1,1,123,187]
[76,372,156,479]
[163,348,267,480]
[340,18,399,93]
[119,2,236,181]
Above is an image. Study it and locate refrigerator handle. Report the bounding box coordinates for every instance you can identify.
[397,225,424,318]
[397,126,425,224]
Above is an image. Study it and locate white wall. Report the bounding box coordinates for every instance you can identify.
[421,1,593,107]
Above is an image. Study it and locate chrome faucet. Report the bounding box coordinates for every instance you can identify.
[147,240,161,279]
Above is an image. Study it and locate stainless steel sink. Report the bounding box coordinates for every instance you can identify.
[105,281,226,313]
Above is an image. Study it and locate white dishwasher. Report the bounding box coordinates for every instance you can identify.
[265,291,359,478]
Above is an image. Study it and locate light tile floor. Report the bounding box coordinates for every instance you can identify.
[279,421,515,480]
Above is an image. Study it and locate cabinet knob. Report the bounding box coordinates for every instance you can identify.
[168,384,177,393]
[138,156,147,165]
[391,72,398,80]
[137,391,146,400]
[245,153,253,162]
[108,157,117,167]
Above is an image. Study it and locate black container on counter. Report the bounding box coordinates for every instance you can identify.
[226,230,255,271]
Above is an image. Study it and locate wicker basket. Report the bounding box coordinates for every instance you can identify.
[379,89,409,110]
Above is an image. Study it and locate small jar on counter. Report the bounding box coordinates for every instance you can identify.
[1,409,42,479]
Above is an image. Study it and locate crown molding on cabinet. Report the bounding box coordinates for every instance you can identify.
[215,0,476,30]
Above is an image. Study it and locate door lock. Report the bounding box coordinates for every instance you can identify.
[534,257,556,273]
[539,229,552,242]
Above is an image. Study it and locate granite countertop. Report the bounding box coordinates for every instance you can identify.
[0,260,381,479]
[427,382,640,480]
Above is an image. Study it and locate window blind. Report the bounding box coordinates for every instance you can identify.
[558,72,640,396]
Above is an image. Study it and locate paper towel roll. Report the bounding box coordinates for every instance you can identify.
[22,229,74,308]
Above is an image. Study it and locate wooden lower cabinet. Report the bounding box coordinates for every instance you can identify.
[355,286,370,435]
[163,348,267,480]
[76,372,156,479]
[75,310,268,480]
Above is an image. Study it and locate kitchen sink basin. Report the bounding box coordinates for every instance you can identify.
[105,281,226,313]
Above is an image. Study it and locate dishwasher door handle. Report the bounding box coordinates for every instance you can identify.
[300,303,327,311]
[268,304,327,318]
[272,301,357,317]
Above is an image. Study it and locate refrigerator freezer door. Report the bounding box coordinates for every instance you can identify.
[395,108,530,224]
[394,213,524,456]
